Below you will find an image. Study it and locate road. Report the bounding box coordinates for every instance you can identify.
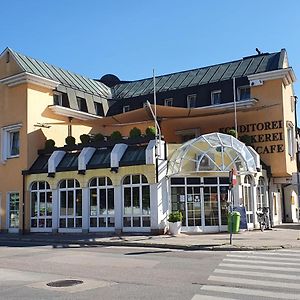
[0,242,299,299]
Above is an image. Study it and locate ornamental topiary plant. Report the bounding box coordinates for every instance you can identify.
[80,134,90,145]
[129,127,142,139]
[145,126,156,138]
[168,211,183,223]
[228,129,237,138]
[93,133,105,143]
[44,139,55,150]
[65,136,76,146]
[110,131,122,140]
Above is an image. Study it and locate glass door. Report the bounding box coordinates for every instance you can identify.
[203,186,219,230]
[186,186,201,227]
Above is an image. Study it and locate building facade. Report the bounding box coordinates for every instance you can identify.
[0,47,298,234]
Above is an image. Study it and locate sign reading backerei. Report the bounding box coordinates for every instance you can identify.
[219,120,284,154]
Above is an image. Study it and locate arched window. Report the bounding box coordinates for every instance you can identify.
[257,177,267,210]
[59,179,82,229]
[30,181,52,230]
[123,174,150,228]
[242,175,253,223]
[89,177,114,229]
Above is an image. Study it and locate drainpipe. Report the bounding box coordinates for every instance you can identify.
[22,172,26,235]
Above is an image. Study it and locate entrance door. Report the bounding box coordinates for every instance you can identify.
[186,186,201,227]
[203,186,219,231]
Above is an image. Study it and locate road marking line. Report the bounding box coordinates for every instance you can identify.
[191,295,236,300]
[227,254,300,262]
[224,258,300,266]
[219,263,300,272]
[209,275,300,290]
[214,268,300,280]
[202,285,300,299]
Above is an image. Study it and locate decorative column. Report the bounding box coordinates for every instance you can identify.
[52,189,59,233]
[114,185,122,234]
[82,187,89,232]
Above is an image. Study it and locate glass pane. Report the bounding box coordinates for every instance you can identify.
[39,219,45,228]
[46,192,52,216]
[142,216,151,227]
[108,217,115,227]
[76,190,82,216]
[31,182,38,190]
[31,219,37,227]
[99,177,105,186]
[141,175,148,183]
[76,218,82,228]
[45,182,50,189]
[10,131,20,156]
[39,181,45,190]
[133,187,140,215]
[107,177,112,185]
[31,192,38,217]
[99,217,106,227]
[60,180,66,188]
[204,188,219,226]
[67,191,74,215]
[99,189,107,214]
[60,191,66,216]
[220,186,229,225]
[124,187,131,215]
[123,176,130,185]
[90,217,97,227]
[133,217,140,227]
[39,192,45,216]
[123,217,131,227]
[132,175,140,184]
[142,186,150,215]
[107,189,114,215]
[67,218,74,228]
[45,219,51,228]
[67,179,74,188]
[59,218,66,228]
[90,178,97,187]
[90,189,97,216]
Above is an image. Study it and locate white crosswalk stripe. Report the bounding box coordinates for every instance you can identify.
[192,249,300,300]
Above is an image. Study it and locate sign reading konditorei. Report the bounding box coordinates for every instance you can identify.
[219,120,284,154]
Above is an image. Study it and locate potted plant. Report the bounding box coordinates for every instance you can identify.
[44,139,55,150]
[80,134,90,145]
[227,129,237,138]
[65,136,76,146]
[110,130,122,140]
[93,133,105,143]
[168,211,183,235]
[145,126,156,138]
[129,127,142,139]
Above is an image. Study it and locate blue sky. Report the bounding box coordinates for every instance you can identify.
[1,0,300,116]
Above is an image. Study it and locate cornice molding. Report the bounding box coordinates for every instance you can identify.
[0,72,60,89]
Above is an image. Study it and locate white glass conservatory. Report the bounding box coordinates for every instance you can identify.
[167,133,260,232]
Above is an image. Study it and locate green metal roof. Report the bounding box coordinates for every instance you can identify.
[112,50,287,99]
[7,48,110,98]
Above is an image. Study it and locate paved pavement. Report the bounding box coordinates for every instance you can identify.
[0,223,299,251]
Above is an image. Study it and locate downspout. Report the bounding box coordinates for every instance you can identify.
[22,172,26,235]
[294,96,300,221]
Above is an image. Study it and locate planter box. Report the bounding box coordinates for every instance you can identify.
[169,221,181,235]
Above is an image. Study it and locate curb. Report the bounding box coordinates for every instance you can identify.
[0,237,299,251]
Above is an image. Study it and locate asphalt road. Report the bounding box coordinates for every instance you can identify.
[0,243,300,299]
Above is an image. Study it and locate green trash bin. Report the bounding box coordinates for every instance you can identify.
[227,211,241,233]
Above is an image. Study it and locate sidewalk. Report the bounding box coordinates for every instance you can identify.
[0,223,299,251]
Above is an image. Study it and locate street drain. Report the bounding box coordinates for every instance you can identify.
[46,280,83,288]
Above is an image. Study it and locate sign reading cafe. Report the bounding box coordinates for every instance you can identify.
[219,120,284,154]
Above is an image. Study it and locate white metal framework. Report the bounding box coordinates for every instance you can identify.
[167,132,257,176]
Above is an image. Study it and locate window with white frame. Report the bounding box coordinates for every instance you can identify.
[8,192,19,229]
[164,98,173,106]
[89,177,114,228]
[211,90,221,105]
[53,92,63,106]
[30,181,52,230]
[187,94,197,108]
[123,174,150,228]
[287,121,295,159]
[238,86,251,101]
[77,97,88,113]
[59,179,82,229]
[123,105,130,113]
[1,124,22,161]
[257,177,267,210]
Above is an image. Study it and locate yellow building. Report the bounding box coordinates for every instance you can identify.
[0,47,298,234]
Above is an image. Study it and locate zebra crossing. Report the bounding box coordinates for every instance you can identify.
[192,249,300,300]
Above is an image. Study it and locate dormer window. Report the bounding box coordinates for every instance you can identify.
[164,98,173,106]
[211,90,221,105]
[238,86,251,101]
[95,102,104,116]
[123,105,130,113]
[53,92,62,106]
[77,97,88,113]
[187,94,196,108]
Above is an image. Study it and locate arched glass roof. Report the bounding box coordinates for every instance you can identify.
[167,132,258,176]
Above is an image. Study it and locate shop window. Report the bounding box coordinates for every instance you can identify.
[58,179,82,229]
[1,124,22,160]
[238,86,251,101]
[89,177,114,228]
[257,177,267,210]
[8,192,19,229]
[123,174,150,228]
[211,90,221,105]
[77,97,88,113]
[164,98,173,107]
[30,181,52,230]
[187,94,197,108]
